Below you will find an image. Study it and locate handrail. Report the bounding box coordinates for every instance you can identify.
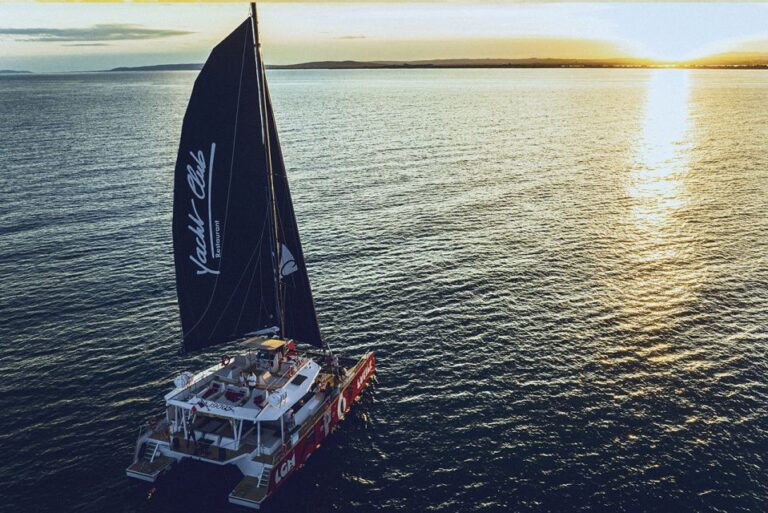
[132,426,147,463]
[251,355,370,465]
[266,355,309,385]
[292,356,364,440]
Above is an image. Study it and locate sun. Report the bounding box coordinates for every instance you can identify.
[637,41,707,64]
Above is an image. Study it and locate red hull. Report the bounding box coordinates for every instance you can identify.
[266,352,376,495]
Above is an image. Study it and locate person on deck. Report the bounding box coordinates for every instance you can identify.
[286,410,296,430]
[247,372,257,391]
[186,423,196,448]
[238,371,246,388]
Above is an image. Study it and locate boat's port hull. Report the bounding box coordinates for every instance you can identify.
[125,454,176,482]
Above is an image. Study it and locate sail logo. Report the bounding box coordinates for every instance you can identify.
[273,455,295,485]
[280,244,298,277]
[186,143,221,276]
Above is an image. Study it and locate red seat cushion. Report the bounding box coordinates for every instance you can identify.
[225,390,244,402]
[202,383,220,399]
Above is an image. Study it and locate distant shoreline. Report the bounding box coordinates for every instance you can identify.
[5,58,768,75]
[268,64,768,70]
[101,61,768,73]
[266,58,768,70]
[105,63,202,72]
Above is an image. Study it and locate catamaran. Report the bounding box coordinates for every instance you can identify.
[125,4,376,509]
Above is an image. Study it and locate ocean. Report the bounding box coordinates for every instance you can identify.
[0,68,766,513]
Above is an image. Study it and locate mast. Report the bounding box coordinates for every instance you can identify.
[251,2,285,337]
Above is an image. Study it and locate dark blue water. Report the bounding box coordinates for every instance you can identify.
[0,69,767,513]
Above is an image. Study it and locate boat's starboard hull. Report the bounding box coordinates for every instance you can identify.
[229,351,376,508]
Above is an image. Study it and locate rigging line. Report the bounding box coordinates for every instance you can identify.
[252,2,284,336]
[207,244,264,339]
[181,24,249,341]
[208,200,272,337]
[263,83,325,349]
[251,3,266,145]
[198,227,267,342]
[232,202,273,331]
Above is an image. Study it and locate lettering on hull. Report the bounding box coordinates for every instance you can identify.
[355,360,375,391]
[267,355,375,495]
[337,394,348,420]
[273,455,295,485]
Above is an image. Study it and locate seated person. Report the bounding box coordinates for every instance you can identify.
[285,409,296,430]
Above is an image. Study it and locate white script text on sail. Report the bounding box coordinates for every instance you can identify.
[186,143,220,276]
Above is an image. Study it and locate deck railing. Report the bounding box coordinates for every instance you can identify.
[267,354,371,462]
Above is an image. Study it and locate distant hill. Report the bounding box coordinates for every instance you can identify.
[271,56,768,69]
[106,63,203,72]
[270,58,657,69]
[269,60,398,69]
[0,69,31,74]
[100,56,768,73]
[688,52,768,68]
[100,58,658,73]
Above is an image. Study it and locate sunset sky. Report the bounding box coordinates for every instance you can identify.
[1,2,767,72]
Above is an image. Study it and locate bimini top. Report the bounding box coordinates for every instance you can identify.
[260,339,286,351]
[242,337,286,352]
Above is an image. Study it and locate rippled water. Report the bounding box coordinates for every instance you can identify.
[1,69,767,513]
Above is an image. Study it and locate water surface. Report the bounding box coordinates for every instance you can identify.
[0,69,766,513]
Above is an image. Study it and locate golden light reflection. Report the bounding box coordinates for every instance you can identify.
[629,70,691,234]
[618,69,700,334]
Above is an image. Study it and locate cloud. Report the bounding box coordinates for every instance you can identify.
[0,24,193,43]
[62,43,111,47]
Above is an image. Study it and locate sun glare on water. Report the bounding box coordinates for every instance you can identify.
[630,69,691,231]
[620,70,705,333]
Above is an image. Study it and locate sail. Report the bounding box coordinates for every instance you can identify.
[172,20,279,352]
[264,82,324,347]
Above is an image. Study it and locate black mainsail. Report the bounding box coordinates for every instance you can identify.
[172,10,322,352]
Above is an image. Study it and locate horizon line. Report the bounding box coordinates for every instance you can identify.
[6,55,768,74]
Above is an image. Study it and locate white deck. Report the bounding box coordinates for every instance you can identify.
[166,353,321,422]
[128,346,375,512]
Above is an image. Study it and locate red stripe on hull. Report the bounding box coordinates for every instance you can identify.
[267,352,376,494]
